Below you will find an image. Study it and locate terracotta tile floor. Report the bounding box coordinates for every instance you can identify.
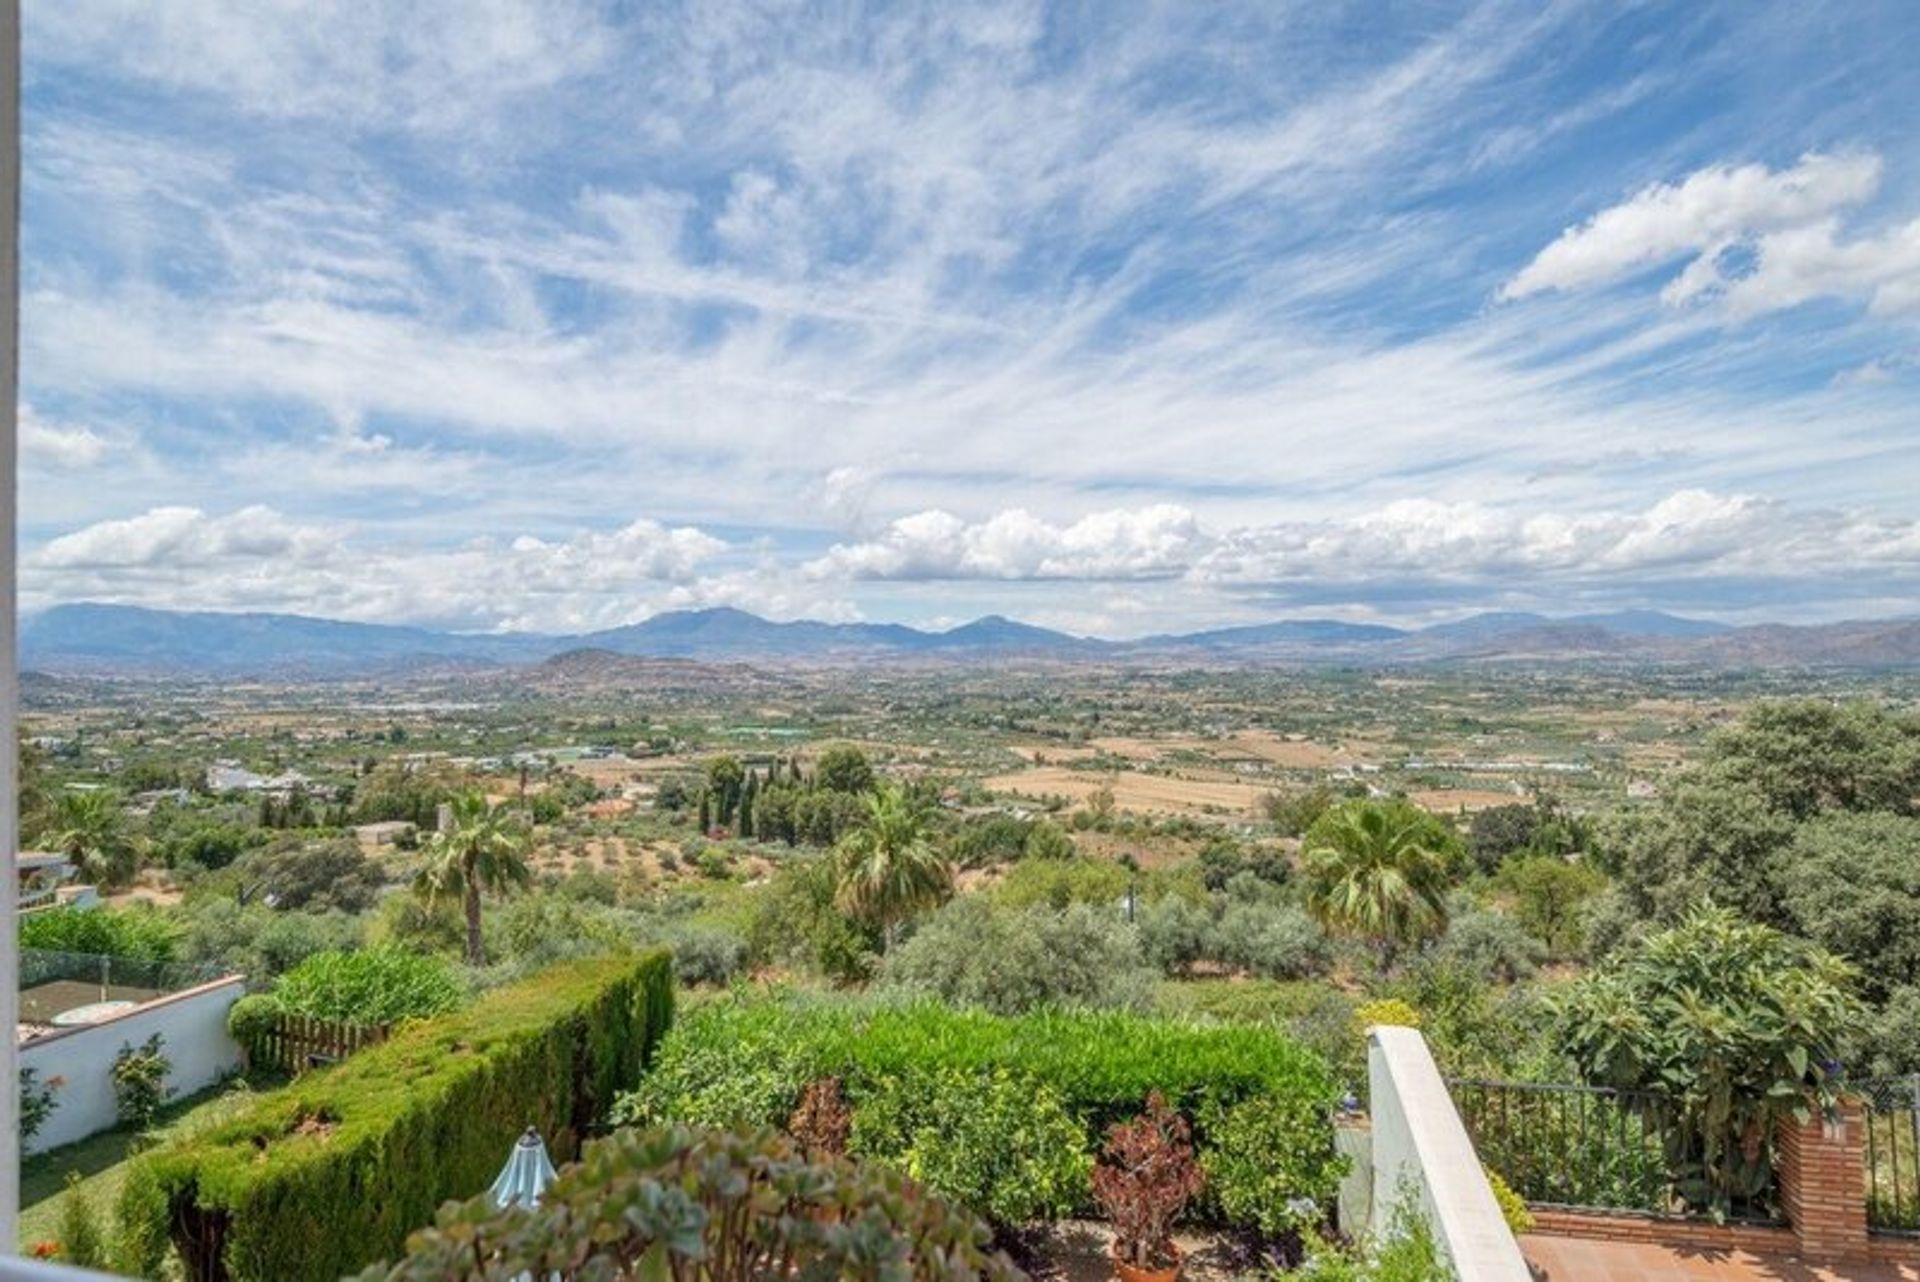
[1522,1235,1920,1282]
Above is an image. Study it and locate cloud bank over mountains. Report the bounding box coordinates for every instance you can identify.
[19,1,1920,633]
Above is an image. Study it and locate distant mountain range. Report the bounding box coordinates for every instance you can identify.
[19,601,1920,677]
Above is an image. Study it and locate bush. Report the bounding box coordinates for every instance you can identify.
[356,1125,1021,1282]
[1297,1203,1452,1282]
[112,1034,172,1131]
[1213,901,1332,980]
[746,857,878,984]
[57,1172,109,1271]
[118,951,675,1282]
[877,897,1155,1014]
[665,924,750,985]
[1139,896,1213,975]
[949,814,1034,868]
[1095,1091,1204,1268]
[1023,820,1076,861]
[1428,903,1544,983]
[227,838,387,913]
[993,855,1129,909]
[852,1066,1091,1224]
[1554,907,1863,1219]
[267,948,466,1024]
[619,992,1341,1231]
[20,1067,62,1146]
[1200,1092,1345,1238]
[1263,786,1335,838]
[1493,855,1606,958]
[21,905,182,962]
[182,901,366,978]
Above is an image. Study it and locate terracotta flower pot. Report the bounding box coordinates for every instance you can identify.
[1112,1241,1181,1282]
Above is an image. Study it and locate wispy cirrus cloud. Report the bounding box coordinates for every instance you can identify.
[20,0,1920,632]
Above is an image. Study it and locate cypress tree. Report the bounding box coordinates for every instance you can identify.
[740,772,759,839]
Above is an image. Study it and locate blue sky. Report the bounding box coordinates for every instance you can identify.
[17,1,1920,636]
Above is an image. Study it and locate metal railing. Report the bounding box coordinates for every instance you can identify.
[1859,1075,1920,1234]
[1450,1079,1684,1215]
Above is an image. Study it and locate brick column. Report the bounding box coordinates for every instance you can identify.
[1775,1097,1869,1264]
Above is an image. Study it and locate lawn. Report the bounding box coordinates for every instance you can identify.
[18,1077,274,1252]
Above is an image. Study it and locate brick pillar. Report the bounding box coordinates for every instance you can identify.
[1775,1097,1869,1264]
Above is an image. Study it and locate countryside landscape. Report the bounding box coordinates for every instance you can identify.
[13,2,1920,1280]
[13,604,1920,1278]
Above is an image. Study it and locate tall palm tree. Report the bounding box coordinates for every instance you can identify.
[42,789,140,889]
[834,786,951,950]
[1301,799,1457,972]
[414,792,532,966]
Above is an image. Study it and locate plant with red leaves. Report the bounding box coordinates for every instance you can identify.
[1092,1091,1204,1271]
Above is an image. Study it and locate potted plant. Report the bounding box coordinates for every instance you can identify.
[1092,1091,1204,1282]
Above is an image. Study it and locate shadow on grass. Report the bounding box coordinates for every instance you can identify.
[17,1070,290,1249]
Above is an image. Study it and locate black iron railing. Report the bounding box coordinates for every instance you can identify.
[1858,1075,1920,1234]
[1450,1079,1682,1214]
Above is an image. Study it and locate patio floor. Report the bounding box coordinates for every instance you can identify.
[1522,1234,1920,1282]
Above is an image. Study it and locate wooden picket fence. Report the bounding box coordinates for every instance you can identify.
[240,1012,391,1075]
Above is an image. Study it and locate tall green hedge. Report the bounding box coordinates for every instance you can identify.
[619,993,1347,1235]
[118,951,674,1282]
[624,992,1337,1142]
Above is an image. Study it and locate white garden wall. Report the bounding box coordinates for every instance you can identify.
[1366,1024,1530,1281]
[20,976,246,1154]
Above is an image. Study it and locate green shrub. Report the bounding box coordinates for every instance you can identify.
[663,924,750,985]
[111,1034,172,1131]
[1200,1093,1348,1237]
[267,948,465,1024]
[619,992,1340,1230]
[21,905,182,961]
[1297,1203,1454,1282]
[1554,906,1863,1219]
[1214,901,1333,980]
[993,855,1129,909]
[20,1066,62,1146]
[1428,903,1544,983]
[356,1125,1021,1282]
[851,1066,1091,1223]
[181,901,365,979]
[877,897,1154,1014]
[1139,896,1213,975]
[56,1172,109,1271]
[118,951,675,1282]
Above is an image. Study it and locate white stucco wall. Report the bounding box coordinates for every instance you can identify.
[20,977,246,1154]
[1367,1024,1531,1282]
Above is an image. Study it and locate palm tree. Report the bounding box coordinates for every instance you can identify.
[42,789,140,889]
[1301,799,1457,972]
[834,786,951,950]
[414,792,531,965]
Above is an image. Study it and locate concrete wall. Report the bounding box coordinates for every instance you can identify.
[20,977,246,1154]
[1367,1025,1531,1282]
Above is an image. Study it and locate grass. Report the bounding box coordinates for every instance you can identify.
[18,1075,276,1252]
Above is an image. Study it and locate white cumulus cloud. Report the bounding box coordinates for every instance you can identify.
[1502,152,1920,319]
[805,504,1207,581]
[21,405,110,469]
[1502,152,1882,299]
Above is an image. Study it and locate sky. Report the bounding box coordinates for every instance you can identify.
[18,0,1920,638]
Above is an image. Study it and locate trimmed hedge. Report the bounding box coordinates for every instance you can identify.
[118,950,674,1282]
[620,992,1345,1230]
[626,992,1337,1139]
